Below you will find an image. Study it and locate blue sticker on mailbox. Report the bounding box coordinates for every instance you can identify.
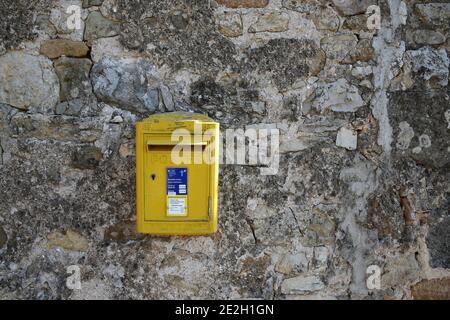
[167,168,188,196]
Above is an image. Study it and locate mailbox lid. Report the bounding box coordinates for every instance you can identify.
[137,112,219,134]
[142,112,213,122]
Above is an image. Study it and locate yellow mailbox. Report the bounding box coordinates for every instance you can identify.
[136,112,220,235]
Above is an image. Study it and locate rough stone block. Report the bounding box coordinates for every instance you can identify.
[84,11,120,42]
[91,57,160,113]
[248,12,290,33]
[40,40,89,59]
[0,52,59,110]
[216,0,269,8]
[54,57,93,102]
[281,275,325,294]
[336,127,358,151]
[411,278,450,300]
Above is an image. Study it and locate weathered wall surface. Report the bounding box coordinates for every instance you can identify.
[0,0,449,299]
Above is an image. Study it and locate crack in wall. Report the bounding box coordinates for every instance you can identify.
[0,139,3,165]
[245,217,258,245]
[289,207,304,237]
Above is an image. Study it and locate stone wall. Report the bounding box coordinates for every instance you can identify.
[0,0,449,300]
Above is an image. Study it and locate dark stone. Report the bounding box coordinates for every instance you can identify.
[305,209,336,246]
[237,255,272,298]
[104,220,145,242]
[71,146,103,170]
[55,100,83,116]
[390,90,450,170]
[191,78,227,107]
[114,0,237,74]
[0,0,53,51]
[82,0,104,8]
[190,77,265,126]
[343,14,369,32]
[0,225,7,249]
[54,57,93,102]
[427,212,450,268]
[84,11,120,42]
[367,187,404,240]
[170,10,190,30]
[216,0,269,8]
[9,112,103,142]
[243,38,326,90]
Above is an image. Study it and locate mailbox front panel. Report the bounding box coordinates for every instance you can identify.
[143,136,210,222]
[136,114,219,236]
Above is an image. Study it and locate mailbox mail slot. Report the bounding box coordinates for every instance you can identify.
[136,112,220,235]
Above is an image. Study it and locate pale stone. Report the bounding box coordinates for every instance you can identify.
[71,279,113,300]
[311,6,340,32]
[399,1,408,25]
[382,254,420,288]
[419,134,431,148]
[119,143,135,158]
[0,52,59,110]
[396,121,414,150]
[351,65,373,80]
[445,110,450,129]
[305,79,365,113]
[416,3,450,27]
[47,230,89,251]
[336,127,357,151]
[313,247,329,270]
[160,84,175,112]
[332,0,377,16]
[275,253,308,274]
[91,36,128,63]
[282,0,322,13]
[218,13,243,38]
[249,12,290,33]
[405,47,449,87]
[281,275,325,294]
[110,115,123,123]
[250,101,266,115]
[413,30,445,46]
[359,79,373,89]
[49,0,85,41]
[91,57,160,113]
[321,34,358,62]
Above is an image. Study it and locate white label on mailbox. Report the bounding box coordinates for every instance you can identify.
[167,196,187,216]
